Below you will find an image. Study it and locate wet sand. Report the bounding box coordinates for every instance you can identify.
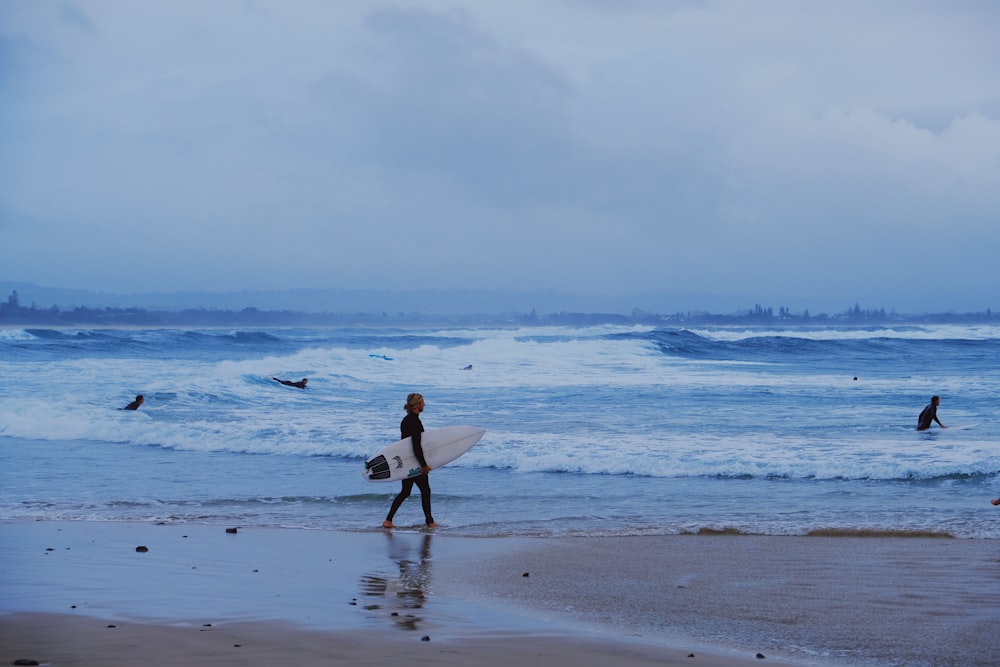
[1,520,998,666]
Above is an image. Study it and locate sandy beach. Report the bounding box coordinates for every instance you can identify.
[2,520,998,666]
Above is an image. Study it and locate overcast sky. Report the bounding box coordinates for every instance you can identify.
[2,1,998,312]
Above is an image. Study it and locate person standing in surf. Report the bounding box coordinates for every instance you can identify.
[917,395,947,431]
[383,393,438,529]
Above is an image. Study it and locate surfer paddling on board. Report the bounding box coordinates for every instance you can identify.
[383,393,438,529]
[273,377,308,389]
[121,395,144,410]
[916,395,946,431]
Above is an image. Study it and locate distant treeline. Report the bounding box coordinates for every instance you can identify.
[0,290,996,327]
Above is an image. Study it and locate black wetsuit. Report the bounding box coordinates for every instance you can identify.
[917,403,941,430]
[385,412,434,525]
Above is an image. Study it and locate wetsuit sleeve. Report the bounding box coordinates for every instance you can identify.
[402,414,428,467]
[412,430,428,468]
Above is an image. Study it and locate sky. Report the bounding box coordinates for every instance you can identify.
[1,0,999,313]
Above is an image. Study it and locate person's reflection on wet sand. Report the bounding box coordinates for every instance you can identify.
[359,532,432,631]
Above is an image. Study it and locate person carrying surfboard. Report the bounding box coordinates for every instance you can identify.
[383,393,438,529]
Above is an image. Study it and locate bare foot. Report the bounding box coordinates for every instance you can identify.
[991,498,1000,506]
[382,520,394,528]
[425,522,440,529]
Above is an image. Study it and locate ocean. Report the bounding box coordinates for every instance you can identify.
[2,322,998,538]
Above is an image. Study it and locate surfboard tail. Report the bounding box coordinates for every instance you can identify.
[363,455,392,481]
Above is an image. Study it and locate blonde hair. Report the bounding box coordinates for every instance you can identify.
[404,393,424,412]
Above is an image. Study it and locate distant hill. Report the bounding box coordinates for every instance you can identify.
[0,281,752,316]
[1,281,995,322]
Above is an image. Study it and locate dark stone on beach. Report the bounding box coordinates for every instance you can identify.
[391,612,399,616]
[45,547,54,551]
[107,625,116,628]
[421,635,430,642]
[14,660,41,666]
[135,546,148,553]
[687,654,695,658]
[756,653,766,659]
[522,572,529,577]
[226,527,238,534]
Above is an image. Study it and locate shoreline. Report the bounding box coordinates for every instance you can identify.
[2,521,999,666]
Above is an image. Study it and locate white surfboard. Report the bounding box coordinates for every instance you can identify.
[362,425,485,482]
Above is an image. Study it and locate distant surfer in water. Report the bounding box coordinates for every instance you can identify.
[273,377,308,389]
[383,393,437,529]
[122,395,144,410]
[916,395,946,431]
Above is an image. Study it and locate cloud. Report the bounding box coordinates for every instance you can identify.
[0,0,998,311]
[310,7,577,207]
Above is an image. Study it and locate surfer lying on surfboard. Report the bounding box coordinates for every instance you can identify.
[383,393,438,529]
[121,394,144,410]
[273,377,308,389]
